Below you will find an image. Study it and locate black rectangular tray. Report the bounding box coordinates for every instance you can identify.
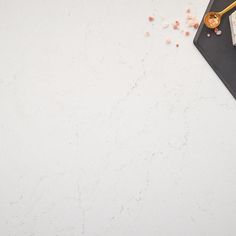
[194,0,236,99]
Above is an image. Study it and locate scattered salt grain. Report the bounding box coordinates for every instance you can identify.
[186,14,193,20]
[146,7,199,47]
[207,33,211,38]
[185,31,190,36]
[186,11,199,30]
[215,28,222,36]
[165,38,172,44]
[208,18,219,29]
[193,23,199,29]
[148,16,155,22]
[173,20,180,30]
[162,23,169,29]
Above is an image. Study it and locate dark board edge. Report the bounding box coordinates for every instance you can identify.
[193,0,236,100]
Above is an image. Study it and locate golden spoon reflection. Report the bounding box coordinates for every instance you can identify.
[204,1,236,29]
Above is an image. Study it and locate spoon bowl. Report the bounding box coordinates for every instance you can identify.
[204,12,221,29]
[204,1,236,29]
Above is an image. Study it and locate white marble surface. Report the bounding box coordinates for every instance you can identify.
[0,0,236,235]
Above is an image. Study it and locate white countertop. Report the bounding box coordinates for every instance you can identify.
[1,0,236,235]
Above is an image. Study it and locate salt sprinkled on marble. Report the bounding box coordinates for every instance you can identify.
[165,38,172,44]
[185,31,190,36]
[162,23,169,29]
[148,16,155,22]
[173,20,180,30]
[145,7,199,47]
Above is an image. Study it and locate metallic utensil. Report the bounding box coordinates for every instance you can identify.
[204,1,236,29]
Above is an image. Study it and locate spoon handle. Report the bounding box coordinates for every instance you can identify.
[220,1,236,15]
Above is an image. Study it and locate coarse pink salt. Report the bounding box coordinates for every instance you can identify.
[185,11,199,30]
[214,28,222,36]
[165,38,171,44]
[185,31,190,36]
[145,32,150,37]
[208,17,219,28]
[186,14,193,20]
[193,22,199,29]
[162,23,169,29]
[187,19,199,29]
[186,9,191,14]
[148,16,155,22]
[173,25,178,30]
[173,20,180,30]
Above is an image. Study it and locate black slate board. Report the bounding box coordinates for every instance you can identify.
[194,0,236,99]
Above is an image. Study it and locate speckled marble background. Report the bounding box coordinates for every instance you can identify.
[0,0,236,235]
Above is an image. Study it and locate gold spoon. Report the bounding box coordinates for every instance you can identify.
[204,1,236,29]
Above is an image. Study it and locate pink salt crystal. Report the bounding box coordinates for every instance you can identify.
[173,21,180,30]
[208,18,219,28]
[188,18,199,29]
[188,19,194,27]
[214,28,222,36]
[185,31,190,36]
[148,16,155,22]
[186,14,193,21]
[186,12,199,30]
[162,23,169,29]
[186,9,191,14]
[145,32,150,37]
[165,38,171,44]
[173,25,178,30]
[193,22,199,29]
